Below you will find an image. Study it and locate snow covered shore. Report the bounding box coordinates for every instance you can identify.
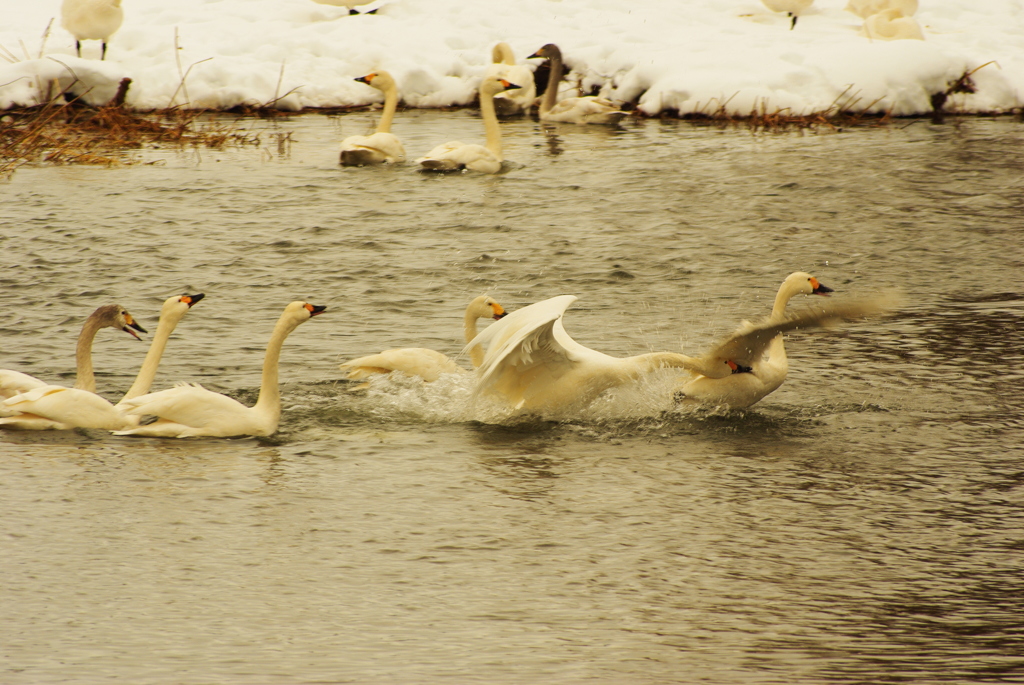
[0,0,1020,116]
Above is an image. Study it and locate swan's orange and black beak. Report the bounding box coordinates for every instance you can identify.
[491,303,507,320]
[810,278,833,296]
[727,360,753,374]
[181,293,205,307]
[305,303,327,317]
[355,73,375,85]
[123,315,146,340]
[500,79,521,91]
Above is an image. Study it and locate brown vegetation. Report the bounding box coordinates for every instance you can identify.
[0,78,261,178]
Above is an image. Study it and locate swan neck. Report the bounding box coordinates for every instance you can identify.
[464,308,483,368]
[541,53,564,115]
[377,83,398,134]
[253,313,299,420]
[480,88,502,158]
[771,282,799,319]
[73,314,104,392]
[119,312,180,402]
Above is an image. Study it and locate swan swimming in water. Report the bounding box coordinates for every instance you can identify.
[673,272,892,408]
[466,275,891,416]
[340,71,406,166]
[61,0,124,59]
[339,295,507,386]
[0,303,145,426]
[114,301,326,438]
[484,43,537,117]
[1,294,204,431]
[527,44,627,125]
[416,75,521,173]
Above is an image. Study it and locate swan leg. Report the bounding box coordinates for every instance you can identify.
[101,41,108,60]
[75,40,82,57]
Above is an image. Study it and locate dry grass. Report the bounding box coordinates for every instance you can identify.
[1,78,262,178]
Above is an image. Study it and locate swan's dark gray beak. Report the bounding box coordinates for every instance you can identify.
[124,317,146,338]
[812,281,834,296]
[307,304,327,317]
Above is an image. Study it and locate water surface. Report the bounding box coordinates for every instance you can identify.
[1,112,1023,683]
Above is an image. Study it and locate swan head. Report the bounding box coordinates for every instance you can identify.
[528,44,562,61]
[480,76,521,98]
[354,71,396,92]
[157,292,205,322]
[469,295,507,321]
[784,271,833,297]
[283,301,328,323]
[92,303,147,340]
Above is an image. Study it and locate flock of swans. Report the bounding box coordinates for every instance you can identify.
[0,274,894,438]
[340,42,629,174]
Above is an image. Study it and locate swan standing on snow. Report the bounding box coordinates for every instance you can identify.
[761,0,814,29]
[416,76,521,173]
[1,303,145,421]
[340,71,406,166]
[860,8,925,40]
[467,278,892,415]
[845,0,917,19]
[339,295,507,385]
[675,272,890,408]
[527,44,627,125]
[1,294,204,431]
[485,43,537,117]
[61,0,123,60]
[114,301,326,438]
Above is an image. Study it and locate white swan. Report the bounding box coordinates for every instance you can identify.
[526,44,627,125]
[1,302,145,416]
[846,0,917,19]
[761,0,814,29]
[416,75,521,173]
[339,295,507,385]
[860,8,925,40]
[1,294,204,431]
[467,278,892,415]
[674,272,880,408]
[340,71,406,166]
[61,0,123,60]
[484,43,537,117]
[113,301,326,438]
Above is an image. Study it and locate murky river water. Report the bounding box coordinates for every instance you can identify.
[2,111,1023,683]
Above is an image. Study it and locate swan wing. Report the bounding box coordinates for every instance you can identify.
[1,384,131,430]
[0,370,48,416]
[340,132,406,165]
[545,97,626,124]
[117,383,252,430]
[340,348,462,382]
[696,294,897,376]
[468,295,602,406]
[417,143,499,173]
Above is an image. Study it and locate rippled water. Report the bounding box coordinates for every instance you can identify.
[2,112,1023,683]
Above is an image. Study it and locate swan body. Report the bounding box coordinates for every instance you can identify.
[860,8,925,40]
[1,294,204,431]
[528,44,627,125]
[467,295,708,415]
[846,0,917,19]
[676,272,891,408]
[761,0,814,29]
[340,71,406,166]
[1,303,145,425]
[114,301,326,438]
[484,43,537,117]
[340,295,507,385]
[61,0,123,59]
[416,76,520,173]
